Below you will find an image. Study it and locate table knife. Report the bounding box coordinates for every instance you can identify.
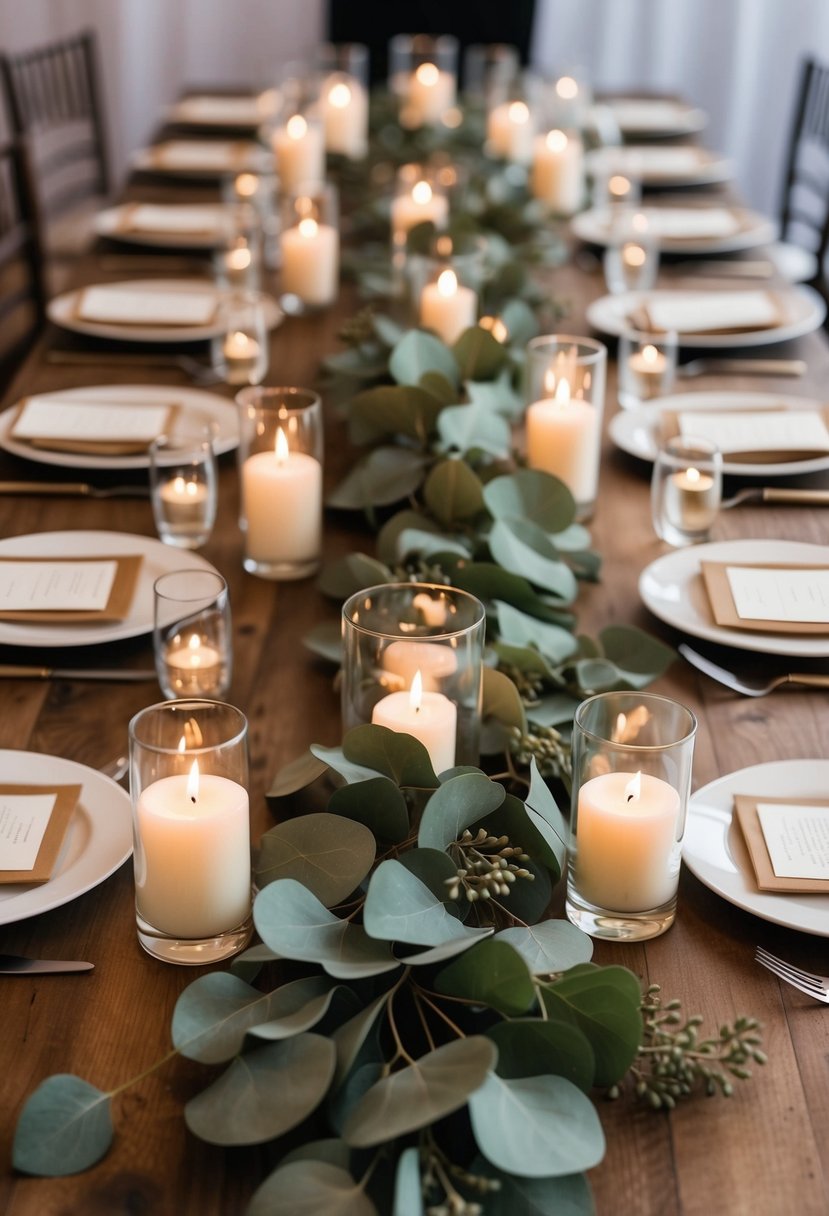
[0,664,157,682]
[0,954,94,974]
[0,481,150,499]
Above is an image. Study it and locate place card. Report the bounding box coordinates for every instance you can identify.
[701,561,829,634]
[608,100,690,130]
[150,140,250,170]
[663,407,829,462]
[734,794,829,893]
[77,286,218,327]
[172,93,277,126]
[632,291,780,335]
[620,146,702,173]
[0,555,143,622]
[121,203,229,236]
[639,207,741,240]
[11,397,177,455]
[0,784,81,884]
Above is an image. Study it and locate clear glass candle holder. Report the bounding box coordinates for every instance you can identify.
[128,699,252,965]
[530,127,585,214]
[617,328,678,409]
[212,289,269,387]
[591,162,642,212]
[272,106,326,197]
[389,34,459,128]
[221,172,280,270]
[317,43,369,159]
[149,433,217,550]
[486,77,538,164]
[391,163,450,269]
[651,435,723,547]
[603,212,659,294]
[566,691,697,941]
[463,43,521,105]
[153,569,232,701]
[546,67,593,130]
[524,334,607,521]
[342,583,485,774]
[279,180,340,313]
[235,385,323,580]
[409,249,481,344]
[213,208,263,292]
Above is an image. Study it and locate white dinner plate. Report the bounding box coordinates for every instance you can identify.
[586,285,826,348]
[638,538,829,657]
[94,205,234,249]
[0,384,239,471]
[0,750,131,925]
[609,391,829,478]
[47,279,282,344]
[683,759,829,937]
[586,145,732,188]
[599,99,708,138]
[0,530,219,649]
[571,206,777,255]
[132,141,272,178]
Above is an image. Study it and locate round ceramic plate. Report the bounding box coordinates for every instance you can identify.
[683,759,829,937]
[586,145,732,188]
[0,383,238,471]
[602,99,708,138]
[586,285,826,348]
[609,391,829,478]
[638,538,829,658]
[0,750,131,925]
[571,206,777,254]
[94,205,234,249]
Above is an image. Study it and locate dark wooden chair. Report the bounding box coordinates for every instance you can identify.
[0,29,110,269]
[0,140,47,382]
[779,57,829,305]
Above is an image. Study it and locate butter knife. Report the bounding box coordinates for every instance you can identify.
[0,664,157,682]
[0,954,94,974]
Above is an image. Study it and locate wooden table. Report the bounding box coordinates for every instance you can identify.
[0,150,828,1216]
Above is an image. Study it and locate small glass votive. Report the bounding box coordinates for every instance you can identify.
[565,691,697,941]
[341,583,486,774]
[153,569,232,700]
[235,385,323,580]
[128,698,252,964]
[592,163,642,212]
[463,43,521,105]
[410,247,481,344]
[530,128,585,214]
[651,435,723,547]
[222,172,280,270]
[279,181,340,313]
[149,433,217,549]
[485,72,538,163]
[617,328,678,409]
[603,212,659,294]
[213,290,269,387]
[317,43,369,159]
[389,34,459,128]
[546,67,593,130]
[272,107,326,196]
[213,203,263,291]
[524,334,607,521]
[391,163,450,268]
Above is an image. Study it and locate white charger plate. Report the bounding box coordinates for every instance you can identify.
[586,285,826,349]
[638,538,829,657]
[586,145,732,187]
[0,750,131,925]
[47,280,282,344]
[609,391,829,478]
[684,759,829,937]
[571,206,776,255]
[0,530,219,648]
[0,384,239,471]
[94,205,234,250]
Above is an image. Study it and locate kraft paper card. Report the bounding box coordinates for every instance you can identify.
[120,203,228,236]
[659,406,829,463]
[734,794,829,893]
[631,290,782,335]
[701,561,829,634]
[0,784,81,884]
[77,286,217,327]
[11,397,178,455]
[0,555,143,622]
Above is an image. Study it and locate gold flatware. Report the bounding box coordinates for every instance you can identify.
[721,487,829,509]
[678,358,806,378]
[678,644,829,696]
[45,349,223,385]
[0,665,157,682]
[0,481,150,499]
[667,259,774,279]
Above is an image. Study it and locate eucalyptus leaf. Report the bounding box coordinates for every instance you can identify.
[494,922,592,977]
[495,601,579,665]
[281,1138,352,1170]
[417,772,506,850]
[332,991,391,1087]
[363,860,491,946]
[499,297,540,345]
[485,1019,596,1092]
[437,401,512,458]
[350,384,444,445]
[230,943,282,984]
[327,448,427,510]
[488,519,579,602]
[483,469,576,533]
[423,459,485,526]
[467,1161,595,1216]
[303,621,345,665]
[255,813,376,905]
[436,939,536,1016]
[525,758,568,866]
[373,313,406,347]
[502,859,553,925]
[328,777,410,844]
[390,329,459,388]
[527,692,582,728]
[12,1075,112,1177]
[317,554,393,600]
[343,1037,497,1147]
[395,527,471,560]
[482,666,527,734]
[492,642,554,678]
[328,1062,386,1141]
[268,751,330,799]
[552,523,593,552]
[185,1035,336,1146]
[395,930,493,967]
[419,370,459,405]
[466,370,524,420]
[397,846,459,899]
[310,743,381,786]
[376,510,449,565]
[394,1146,424,1216]
[598,625,675,687]
[476,793,561,881]
[453,326,509,381]
[541,966,643,1086]
[443,559,576,627]
[343,725,439,789]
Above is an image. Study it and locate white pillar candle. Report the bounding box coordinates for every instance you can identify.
[164,633,224,696]
[626,344,668,400]
[382,639,458,692]
[487,101,534,163]
[242,427,322,565]
[390,180,449,244]
[223,330,264,385]
[407,62,455,126]
[135,761,250,938]
[273,114,325,194]
[281,217,340,307]
[419,269,477,345]
[665,466,719,532]
[575,770,681,911]
[531,129,584,214]
[321,75,368,159]
[372,670,457,773]
[526,378,601,504]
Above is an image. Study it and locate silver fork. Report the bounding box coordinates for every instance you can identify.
[721,487,829,510]
[755,948,829,1003]
[678,358,806,379]
[678,643,829,696]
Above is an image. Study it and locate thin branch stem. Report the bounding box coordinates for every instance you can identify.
[415,989,467,1037]
[413,990,437,1052]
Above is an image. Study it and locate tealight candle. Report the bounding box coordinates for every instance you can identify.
[159,476,208,520]
[407,61,455,126]
[391,179,449,245]
[665,466,719,532]
[526,377,601,505]
[223,329,263,385]
[273,114,325,194]
[163,632,223,697]
[419,268,477,345]
[627,342,667,398]
[281,216,339,307]
[321,75,368,159]
[531,129,584,214]
[220,238,256,289]
[371,670,457,773]
[382,639,458,692]
[241,427,322,568]
[487,100,534,163]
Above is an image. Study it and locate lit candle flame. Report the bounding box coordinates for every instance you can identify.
[642,344,659,366]
[546,128,568,153]
[436,269,458,297]
[235,173,259,198]
[329,81,352,109]
[275,427,289,463]
[554,378,571,405]
[556,75,578,100]
[415,62,439,87]
[609,174,631,199]
[509,101,530,124]
[614,712,627,742]
[625,772,641,803]
[686,466,701,485]
[187,759,200,804]
[623,242,647,268]
[412,180,433,205]
[286,114,307,140]
[298,217,319,239]
[410,669,423,713]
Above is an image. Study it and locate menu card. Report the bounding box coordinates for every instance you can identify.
[0,784,81,884]
[172,93,277,125]
[667,407,829,462]
[734,794,829,893]
[639,207,741,239]
[11,397,175,455]
[151,140,249,170]
[77,285,218,327]
[0,555,143,622]
[701,561,829,634]
[609,100,691,130]
[633,290,780,334]
[121,203,229,236]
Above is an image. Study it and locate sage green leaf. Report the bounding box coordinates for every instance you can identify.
[317,554,393,599]
[255,813,376,905]
[185,1035,336,1146]
[394,1147,424,1216]
[376,510,448,565]
[417,772,506,849]
[310,743,381,785]
[268,751,329,799]
[419,370,459,405]
[552,523,593,552]
[373,313,406,347]
[525,758,568,866]
[466,370,524,420]
[541,966,643,1086]
[322,347,387,381]
[396,528,470,560]
[469,1072,605,1177]
[350,384,444,445]
[468,1161,595,1216]
[492,642,553,677]
[571,658,631,695]
[503,859,553,925]
[423,458,485,526]
[329,1063,385,1140]
[436,939,535,1016]
[12,1075,112,1176]
[397,846,459,899]
[499,297,539,345]
[343,724,439,789]
[332,991,390,1086]
[364,860,491,946]
[327,448,427,510]
[439,764,486,781]
[476,793,561,881]
[230,942,281,984]
[303,621,344,665]
[395,930,492,967]
[247,984,347,1044]
[453,326,509,380]
[527,692,581,727]
[281,1138,352,1170]
[328,776,410,843]
[486,1019,596,1091]
[437,402,512,458]
[495,601,578,665]
[343,1037,497,1147]
[254,880,399,979]
[488,520,578,602]
[390,329,459,387]
[598,624,675,687]
[495,922,592,977]
[445,559,576,627]
[483,469,575,533]
[482,666,527,734]
[172,973,332,1063]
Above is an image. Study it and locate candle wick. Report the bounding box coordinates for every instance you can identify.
[626,792,634,803]
[190,795,197,804]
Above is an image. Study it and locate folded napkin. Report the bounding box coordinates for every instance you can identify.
[701,561,829,634]
[11,397,177,455]
[735,794,829,893]
[173,93,278,125]
[639,207,741,240]
[660,406,829,462]
[0,783,81,884]
[121,203,230,236]
[631,290,781,334]
[77,285,218,327]
[149,140,250,171]
[0,555,143,622]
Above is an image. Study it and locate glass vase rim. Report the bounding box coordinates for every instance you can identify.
[234,385,322,413]
[526,334,608,364]
[153,569,227,603]
[574,691,698,750]
[342,581,486,640]
[129,699,248,755]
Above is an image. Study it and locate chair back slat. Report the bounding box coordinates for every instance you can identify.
[779,58,829,311]
[0,140,46,379]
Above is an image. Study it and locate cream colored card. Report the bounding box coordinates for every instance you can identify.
[0,784,81,884]
[734,794,829,893]
[640,207,740,239]
[173,95,272,125]
[757,801,829,880]
[638,291,779,334]
[609,100,687,129]
[627,147,702,172]
[124,204,228,234]
[0,555,142,622]
[677,409,829,456]
[78,286,217,327]
[12,398,170,445]
[701,561,829,634]
[155,140,245,169]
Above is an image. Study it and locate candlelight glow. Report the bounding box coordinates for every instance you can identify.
[556,75,578,100]
[509,101,530,124]
[642,344,660,366]
[480,315,509,343]
[625,771,642,803]
[187,759,200,803]
[412,180,433,205]
[235,173,259,198]
[436,268,458,297]
[328,81,352,109]
[555,378,572,405]
[298,217,319,239]
[435,235,453,257]
[546,129,568,153]
[623,242,647,268]
[177,736,186,754]
[275,427,289,463]
[409,669,424,712]
[227,245,251,270]
[609,174,632,199]
[286,114,307,140]
[416,62,439,87]
[170,477,201,499]
[685,466,701,485]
